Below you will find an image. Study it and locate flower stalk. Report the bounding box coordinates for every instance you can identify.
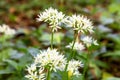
[47,67,51,80]
[65,33,78,71]
[62,33,78,80]
[51,28,54,49]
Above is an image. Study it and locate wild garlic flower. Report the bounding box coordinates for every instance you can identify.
[34,48,67,72]
[37,7,65,32]
[25,64,45,80]
[0,24,15,35]
[66,41,85,51]
[67,60,83,76]
[64,14,94,33]
[81,36,99,47]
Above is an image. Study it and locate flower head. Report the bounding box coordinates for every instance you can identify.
[25,64,45,80]
[64,14,94,33]
[81,36,99,47]
[37,7,65,32]
[66,41,85,51]
[0,24,15,35]
[67,60,83,76]
[34,48,67,72]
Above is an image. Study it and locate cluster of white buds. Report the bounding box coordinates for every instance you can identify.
[25,48,66,80]
[81,36,99,47]
[64,14,94,34]
[66,36,98,51]
[67,60,84,76]
[66,41,85,51]
[25,64,45,80]
[0,24,15,36]
[37,7,65,32]
[34,48,67,72]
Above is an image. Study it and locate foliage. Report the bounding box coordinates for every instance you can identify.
[0,0,120,80]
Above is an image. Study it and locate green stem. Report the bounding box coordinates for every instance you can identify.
[65,33,78,71]
[82,48,90,80]
[62,33,78,80]
[71,50,76,59]
[62,71,68,80]
[47,67,51,80]
[51,29,54,49]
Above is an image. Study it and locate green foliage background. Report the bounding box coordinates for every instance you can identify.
[0,0,120,80]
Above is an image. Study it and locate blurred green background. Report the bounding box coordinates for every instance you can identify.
[0,0,120,80]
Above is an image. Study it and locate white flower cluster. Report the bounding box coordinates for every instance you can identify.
[64,14,98,50]
[0,24,15,35]
[37,8,98,49]
[25,64,45,80]
[37,7,65,32]
[64,14,94,34]
[25,7,99,79]
[34,48,66,72]
[67,60,83,76]
[26,48,83,79]
[66,41,85,51]
[81,36,99,47]
[66,36,98,51]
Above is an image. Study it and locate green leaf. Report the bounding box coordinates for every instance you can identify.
[40,32,64,45]
[76,53,87,61]
[100,16,114,25]
[90,62,102,78]
[0,70,13,74]
[4,59,19,70]
[103,51,120,57]
[108,3,120,13]
[92,60,109,69]
[102,72,113,80]
[103,77,120,80]
[0,48,12,61]
[71,75,82,80]
[27,47,39,57]
[54,32,64,44]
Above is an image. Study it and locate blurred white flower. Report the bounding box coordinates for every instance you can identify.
[81,36,99,47]
[27,64,36,74]
[93,39,99,46]
[0,24,15,35]
[25,64,45,80]
[34,48,67,72]
[64,14,94,33]
[37,7,65,32]
[66,41,85,51]
[67,60,83,76]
